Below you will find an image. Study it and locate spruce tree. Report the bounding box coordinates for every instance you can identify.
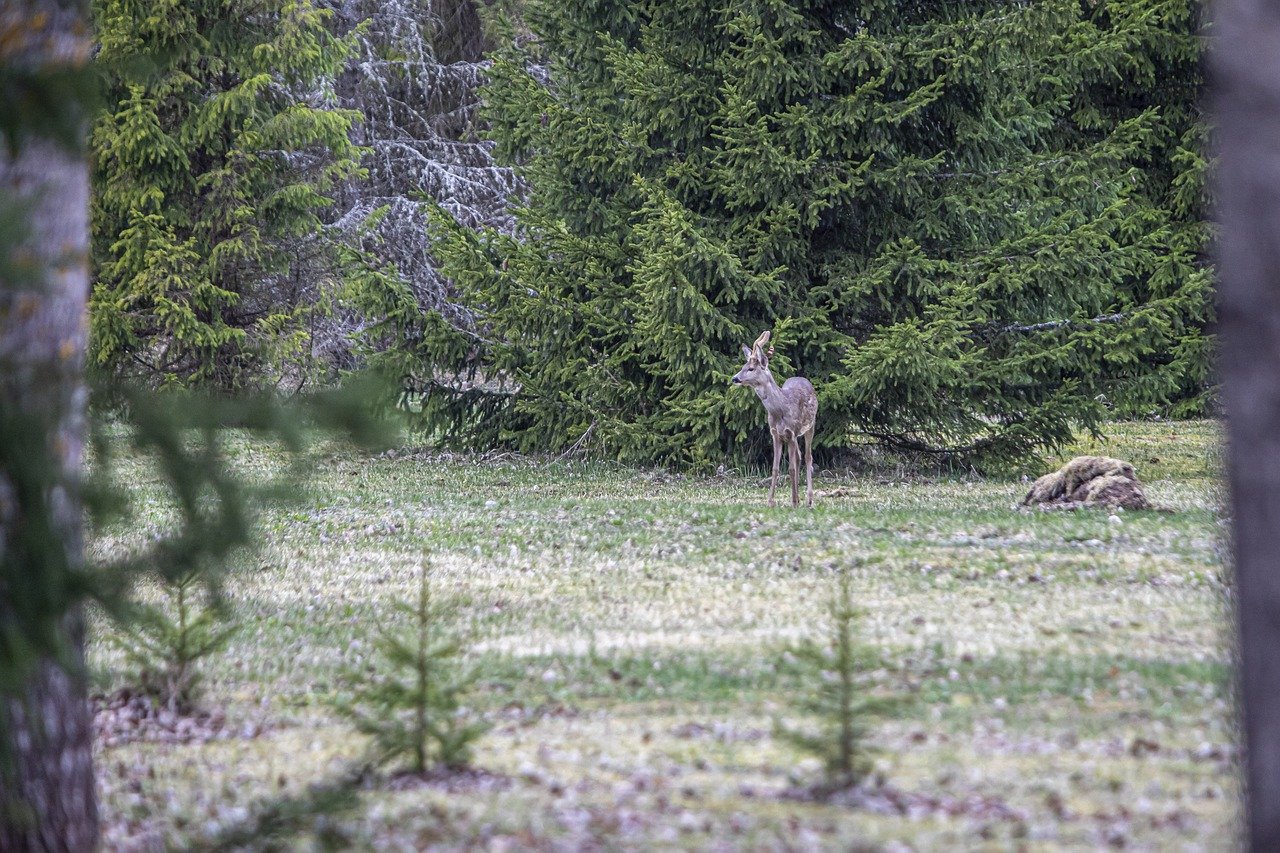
[337,565,488,774]
[411,0,1208,466]
[776,569,893,793]
[332,0,523,419]
[89,0,364,390]
[332,0,519,334]
[113,571,239,710]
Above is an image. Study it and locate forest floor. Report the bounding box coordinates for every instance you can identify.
[88,420,1236,850]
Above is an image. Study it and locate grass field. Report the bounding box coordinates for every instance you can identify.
[88,420,1236,850]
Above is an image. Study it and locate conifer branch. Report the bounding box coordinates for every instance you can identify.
[997,313,1128,335]
[854,430,1001,457]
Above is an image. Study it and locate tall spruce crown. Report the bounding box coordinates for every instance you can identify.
[403,0,1209,467]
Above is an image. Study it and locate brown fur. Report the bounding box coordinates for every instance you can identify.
[733,331,818,508]
[1023,455,1151,511]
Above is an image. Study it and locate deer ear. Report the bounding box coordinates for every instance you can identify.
[741,344,753,360]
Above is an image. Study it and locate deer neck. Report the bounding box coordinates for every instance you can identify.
[754,372,789,424]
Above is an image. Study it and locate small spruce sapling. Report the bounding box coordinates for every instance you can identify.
[337,564,488,774]
[777,567,894,793]
[115,572,238,711]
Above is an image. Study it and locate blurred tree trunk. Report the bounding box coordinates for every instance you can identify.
[0,1,97,849]
[1212,0,1280,847]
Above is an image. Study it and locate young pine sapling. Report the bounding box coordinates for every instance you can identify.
[337,563,488,775]
[115,571,238,711]
[777,567,895,793]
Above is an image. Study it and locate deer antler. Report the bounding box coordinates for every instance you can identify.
[753,330,771,351]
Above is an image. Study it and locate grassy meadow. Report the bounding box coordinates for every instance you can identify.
[88,420,1236,850]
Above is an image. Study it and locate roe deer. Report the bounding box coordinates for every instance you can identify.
[732,331,817,507]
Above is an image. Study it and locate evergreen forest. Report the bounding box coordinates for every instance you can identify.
[8,1,1255,850]
[87,0,1210,467]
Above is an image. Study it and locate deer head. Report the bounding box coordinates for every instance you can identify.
[732,331,773,388]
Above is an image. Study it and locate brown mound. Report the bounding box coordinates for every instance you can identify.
[1023,455,1151,511]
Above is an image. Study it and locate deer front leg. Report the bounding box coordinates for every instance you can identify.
[788,435,800,507]
[769,430,781,507]
[804,428,814,508]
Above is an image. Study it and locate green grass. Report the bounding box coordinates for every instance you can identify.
[89,420,1238,850]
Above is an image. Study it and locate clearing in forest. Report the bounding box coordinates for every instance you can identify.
[90,420,1235,849]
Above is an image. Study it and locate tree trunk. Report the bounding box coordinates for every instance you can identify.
[1211,2,1280,847]
[0,639,97,852]
[0,1,97,849]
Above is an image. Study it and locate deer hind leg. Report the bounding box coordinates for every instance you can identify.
[788,434,800,507]
[769,431,781,507]
[804,427,814,508]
